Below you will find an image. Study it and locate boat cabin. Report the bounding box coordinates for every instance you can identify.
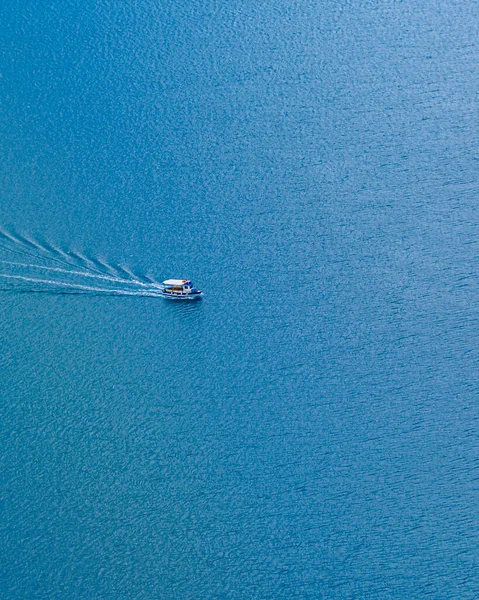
[161,279,202,298]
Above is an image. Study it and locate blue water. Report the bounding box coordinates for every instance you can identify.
[1,1,478,597]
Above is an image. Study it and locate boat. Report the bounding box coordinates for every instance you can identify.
[160,279,203,299]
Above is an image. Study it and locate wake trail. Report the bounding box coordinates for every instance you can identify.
[39,239,68,258]
[0,232,110,278]
[0,287,156,297]
[85,255,137,280]
[113,264,136,280]
[137,273,155,283]
[0,273,162,296]
[123,266,159,286]
[66,250,115,277]
[0,228,117,279]
[36,240,111,277]
[0,230,58,261]
[0,230,161,294]
[84,255,123,277]
[0,260,153,286]
[0,228,26,247]
[0,241,75,269]
[12,232,46,253]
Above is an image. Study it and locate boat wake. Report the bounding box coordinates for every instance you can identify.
[0,229,164,298]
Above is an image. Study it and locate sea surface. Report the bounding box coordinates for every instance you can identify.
[1,1,478,598]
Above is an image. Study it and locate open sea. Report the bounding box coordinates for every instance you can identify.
[1,1,478,598]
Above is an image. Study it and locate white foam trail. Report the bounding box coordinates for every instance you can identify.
[118,264,139,280]
[0,260,155,287]
[84,255,120,277]
[111,263,135,280]
[14,233,45,252]
[0,241,43,261]
[0,234,108,277]
[38,240,105,272]
[2,235,108,279]
[76,254,132,281]
[57,250,113,277]
[0,273,163,296]
[70,251,115,276]
[1,231,57,261]
[0,231,162,295]
[41,242,72,261]
[136,272,154,283]
[0,228,23,246]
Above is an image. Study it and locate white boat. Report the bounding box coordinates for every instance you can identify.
[161,279,202,299]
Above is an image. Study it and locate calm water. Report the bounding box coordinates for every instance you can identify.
[1,1,478,597]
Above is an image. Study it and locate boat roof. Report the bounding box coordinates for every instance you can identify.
[163,279,191,285]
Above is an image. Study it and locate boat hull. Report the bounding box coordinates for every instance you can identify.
[160,291,203,300]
